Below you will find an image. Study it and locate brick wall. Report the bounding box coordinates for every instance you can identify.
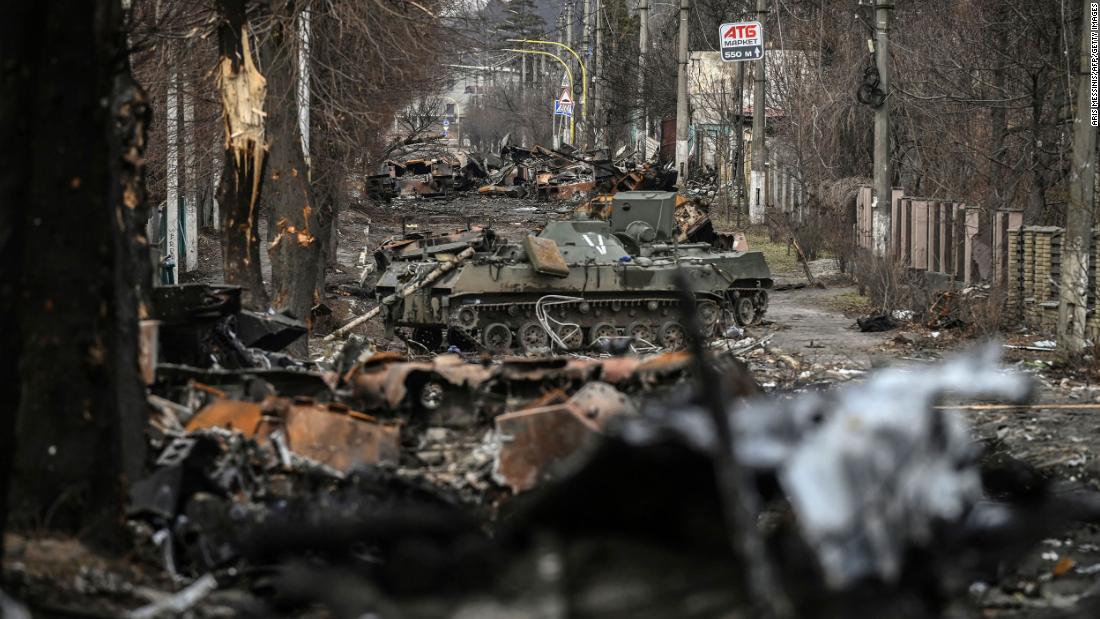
[1004,226,1100,337]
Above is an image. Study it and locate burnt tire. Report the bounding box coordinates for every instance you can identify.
[589,322,618,344]
[696,300,721,336]
[734,295,756,326]
[483,323,513,353]
[519,321,550,353]
[628,321,654,345]
[753,290,768,323]
[659,321,688,350]
[555,324,584,350]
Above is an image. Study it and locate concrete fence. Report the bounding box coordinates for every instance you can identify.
[847,185,1100,337]
[853,184,1024,287]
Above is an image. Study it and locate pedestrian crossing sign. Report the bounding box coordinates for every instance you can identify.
[554,99,574,117]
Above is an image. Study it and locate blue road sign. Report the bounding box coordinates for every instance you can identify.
[554,100,574,117]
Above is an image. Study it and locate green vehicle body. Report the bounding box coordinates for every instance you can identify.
[375,191,772,352]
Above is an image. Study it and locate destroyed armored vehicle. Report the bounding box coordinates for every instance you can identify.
[374,191,772,353]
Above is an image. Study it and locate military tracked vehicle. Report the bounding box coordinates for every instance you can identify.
[374,191,772,353]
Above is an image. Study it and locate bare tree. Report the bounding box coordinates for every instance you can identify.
[216,0,271,308]
[260,0,322,332]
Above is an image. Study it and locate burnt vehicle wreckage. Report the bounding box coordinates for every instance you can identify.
[89,294,1100,617]
[9,215,1096,617]
[366,140,677,203]
[14,141,1100,619]
[359,191,772,354]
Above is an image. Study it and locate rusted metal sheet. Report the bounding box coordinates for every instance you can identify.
[186,399,265,435]
[568,382,637,422]
[429,353,496,386]
[660,117,676,163]
[138,319,160,385]
[185,397,400,470]
[597,356,643,384]
[523,235,570,278]
[342,347,710,426]
[275,399,401,470]
[352,360,436,408]
[635,350,693,378]
[396,176,438,197]
[542,180,595,201]
[494,382,634,493]
[478,183,525,198]
[494,403,599,493]
[515,388,571,411]
[351,353,493,410]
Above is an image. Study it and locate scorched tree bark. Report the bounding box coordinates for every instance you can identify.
[0,0,149,550]
[262,0,322,333]
[217,0,271,309]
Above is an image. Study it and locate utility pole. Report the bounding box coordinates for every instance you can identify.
[736,61,745,225]
[594,0,603,149]
[1056,0,1099,353]
[165,68,179,283]
[558,12,567,148]
[565,2,573,50]
[749,0,767,223]
[582,0,592,146]
[872,0,892,255]
[674,0,690,185]
[638,0,649,159]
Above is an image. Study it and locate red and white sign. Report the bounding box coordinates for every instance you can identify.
[720,21,763,62]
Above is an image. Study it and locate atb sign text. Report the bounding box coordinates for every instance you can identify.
[720,21,763,62]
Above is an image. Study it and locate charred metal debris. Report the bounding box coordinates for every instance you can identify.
[108,284,1100,617]
[366,141,677,204]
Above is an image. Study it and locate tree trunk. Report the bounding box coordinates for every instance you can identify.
[1025,73,1047,224]
[262,1,322,334]
[183,81,198,272]
[217,0,271,309]
[311,168,338,301]
[981,19,1009,281]
[1056,0,1099,353]
[0,0,149,551]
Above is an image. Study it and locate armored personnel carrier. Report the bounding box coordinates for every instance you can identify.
[374,191,772,353]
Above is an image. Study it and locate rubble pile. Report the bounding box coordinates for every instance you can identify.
[21,223,1100,617]
[117,317,1100,616]
[366,140,677,206]
[131,283,752,572]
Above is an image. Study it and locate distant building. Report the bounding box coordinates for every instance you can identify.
[391,59,518,151]
[685,49,814,218]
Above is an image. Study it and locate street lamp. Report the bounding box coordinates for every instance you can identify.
[505,38,587,132]
[505,48,576,145]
